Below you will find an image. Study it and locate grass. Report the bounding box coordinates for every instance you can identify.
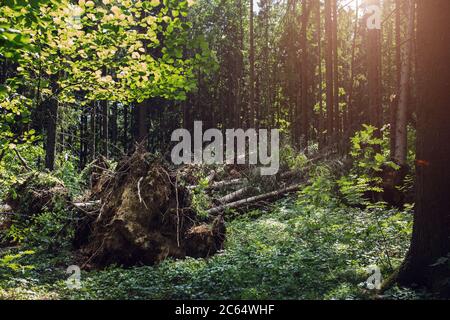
[0,192,421,300]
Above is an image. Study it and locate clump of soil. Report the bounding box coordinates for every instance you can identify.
[5,172,70,217]
[75,147,225,268]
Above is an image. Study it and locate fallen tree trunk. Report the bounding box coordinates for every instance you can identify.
[206,184,302,215]
[1,201,102,214]
[216,187,252,204]
[187,178,246,191]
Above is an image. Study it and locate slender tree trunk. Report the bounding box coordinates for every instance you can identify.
[79,108,87,170]
[299,0,311,151]
[324,0,334,144]
[90,102,96,161]
[249,0,255,128]
[111,102,118,148]
[367,0,383,139]
[44,97,58,170]
[347,0,359,138]
[123,103,129,152]
[390,0,403,155]
[332,0,340,142]
[393,0,414,167]
[101,100,109,158]
[317,0,324,149]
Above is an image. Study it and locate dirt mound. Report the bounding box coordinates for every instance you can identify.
[5,172,70,216]
[75,148,225,268]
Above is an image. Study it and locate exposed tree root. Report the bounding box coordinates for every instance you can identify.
[74,148,225,269]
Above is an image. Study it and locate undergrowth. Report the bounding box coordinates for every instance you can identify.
[0,127,423,300]
[0,187,416,300]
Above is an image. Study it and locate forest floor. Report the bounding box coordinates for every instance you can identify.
[0,192,427,300]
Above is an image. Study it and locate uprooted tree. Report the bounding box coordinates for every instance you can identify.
[74,148,226,268]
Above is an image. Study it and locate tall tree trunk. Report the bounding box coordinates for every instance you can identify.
[347,0,359,138]
[44,97,58,170]
[236,0,244,129]
[79,108,88,170]
[101,100,109,158]
[123,103,129,153]
[249,0,255,128]
[324,0,334,144]
[367,0,383,139]
[332,0,340,142]
[393,0,414,167]
[90,102,96,161]
[111,102,118,149]
[299,0,311,151]
[395,0,450,295]
[316,0,324,149]
[391,0,403,155]
[135,100,149,146]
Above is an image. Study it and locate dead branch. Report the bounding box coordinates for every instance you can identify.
[14,149,31,171]
[206,183,303,215]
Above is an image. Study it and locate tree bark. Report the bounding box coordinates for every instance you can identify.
[101,100,109,158]
[367,0,382,138]
[299,0,311,151]
[135,100,149,146]
[90,102,97,161]
[332,0,340,141]
[396,0,450,295]
[347,0,359,138]
[316,0,324,149]
[249,0,255,128]
[44,97,58,171]
[393,0,414,167]
[324,0,334,144]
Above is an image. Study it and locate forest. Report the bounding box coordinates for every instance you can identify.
[0,0,449,301]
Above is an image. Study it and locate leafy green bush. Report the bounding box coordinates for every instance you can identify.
[0,144,44,200]
[6,210,75,250]
[0,250,34,276]
[298,165,338,209]
[55,152,83,198]
[190,176,212,219]
[337,125,399,207]
[2,171,75,250]
[279,144,308,172]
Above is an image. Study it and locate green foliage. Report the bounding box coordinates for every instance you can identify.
[0,0,52,60]
[279,144,308,172]
[1,0,211,160]
[298,165,338,208]
[338,125,399,207]
[348,125,397,174]
[0,144,43,199]
[6,209,75,250]
[0,250,34,276]
[54,153,83,197]
[2,171,74,249]
[190,176,211,219]
[0,191,414,300]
